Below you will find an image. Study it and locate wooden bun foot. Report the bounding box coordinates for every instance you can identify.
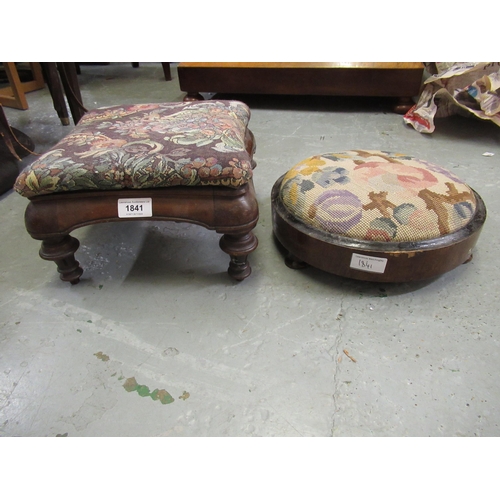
[39,235,83,284]
[285,253,307,270]
[219,232,258,281]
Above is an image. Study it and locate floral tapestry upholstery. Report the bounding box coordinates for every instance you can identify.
[14,100,254,198]
[280,150,477,242]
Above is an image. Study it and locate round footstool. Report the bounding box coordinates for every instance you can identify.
[271,150,486,282]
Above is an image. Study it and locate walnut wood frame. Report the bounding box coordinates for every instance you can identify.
[271,175,486,283]
[23,132,259,284]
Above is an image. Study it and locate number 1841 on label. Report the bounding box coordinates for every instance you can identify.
[349,253,387,274]
[118,198,153,218]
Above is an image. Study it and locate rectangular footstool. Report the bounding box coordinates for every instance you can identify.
[14,100,259,283]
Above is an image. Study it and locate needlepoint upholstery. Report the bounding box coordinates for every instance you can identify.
[279,150,477,242]
[14,100,253,197]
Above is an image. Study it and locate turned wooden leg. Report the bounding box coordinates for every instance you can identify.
[219,232,258,281]
[40,63,71,126]
[161,62,172,81]
[57,62,86,125]
[39,235,83,284]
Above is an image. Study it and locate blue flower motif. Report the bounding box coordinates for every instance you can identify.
[454,201,474,219]
[393,203,417,224]
[299,179,315,193]
[313,167,350,187]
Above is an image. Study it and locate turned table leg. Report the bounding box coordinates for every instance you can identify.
[39,235,83,284]
[219,232,258,281]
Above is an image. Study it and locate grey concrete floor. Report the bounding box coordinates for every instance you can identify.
[1,63,499,437]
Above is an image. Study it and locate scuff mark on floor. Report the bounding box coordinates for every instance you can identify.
[343,349,357,363]
[94,351,110,361]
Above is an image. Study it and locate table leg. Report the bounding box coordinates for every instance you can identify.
[41,63,70,126]
[57,62,86,124]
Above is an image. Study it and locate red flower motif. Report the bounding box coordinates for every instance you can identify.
[365,229,392,242]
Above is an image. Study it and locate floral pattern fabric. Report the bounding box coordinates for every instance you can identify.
[280,150,477,242]
[15,100,254,198]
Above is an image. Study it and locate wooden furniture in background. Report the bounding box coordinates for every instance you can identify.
[130,62,172,80]
[1,62,171,127]
[48,62,172,125]
[178,62,424,113]
[41,63,86,125]
[161,63,172,81]
[0,104,35,194]
[0,63,45,110]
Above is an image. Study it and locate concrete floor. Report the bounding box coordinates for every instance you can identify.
[1,63,499,437]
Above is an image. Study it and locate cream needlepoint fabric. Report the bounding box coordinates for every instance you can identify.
[280,150,477,243]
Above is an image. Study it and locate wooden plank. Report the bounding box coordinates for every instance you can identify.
[178,63,424,98]
[179,62,423,70]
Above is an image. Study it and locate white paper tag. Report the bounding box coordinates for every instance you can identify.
[117,198,153,218]
[350,253,388,274]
